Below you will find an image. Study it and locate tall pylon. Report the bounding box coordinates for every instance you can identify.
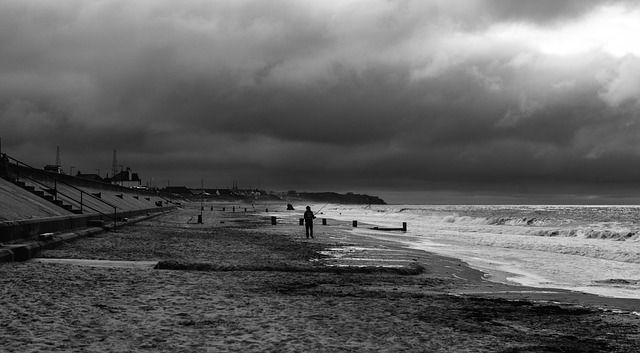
[111,149,118,177]
[55,146,61,166]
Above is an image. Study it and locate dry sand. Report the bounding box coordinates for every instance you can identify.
[1,202,639,352]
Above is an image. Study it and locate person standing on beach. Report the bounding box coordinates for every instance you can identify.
[303,206,316,239]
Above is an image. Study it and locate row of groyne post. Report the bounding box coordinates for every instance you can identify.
[201,204,407,232]
[278,215,407,231]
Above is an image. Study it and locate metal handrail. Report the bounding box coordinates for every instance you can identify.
[2,154,117,230]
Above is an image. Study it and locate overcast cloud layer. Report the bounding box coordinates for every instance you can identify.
[2,0,640,202]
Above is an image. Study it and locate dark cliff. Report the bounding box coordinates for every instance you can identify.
[290,192,385,205]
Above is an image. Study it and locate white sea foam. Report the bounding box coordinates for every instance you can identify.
[302,203,640,299]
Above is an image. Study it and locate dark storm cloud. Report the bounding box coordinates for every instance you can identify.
[477,0,631,24]
[1,0,640,198]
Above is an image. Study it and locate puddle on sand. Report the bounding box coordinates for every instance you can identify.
[28,258,158,269]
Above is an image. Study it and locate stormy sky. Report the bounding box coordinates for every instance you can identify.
[1,0,640,203]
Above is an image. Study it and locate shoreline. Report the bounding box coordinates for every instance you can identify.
[269,203,640,312]
[285,202,640,305]
[337,227,640,313]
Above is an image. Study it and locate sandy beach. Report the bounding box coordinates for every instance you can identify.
[1,202,639,352]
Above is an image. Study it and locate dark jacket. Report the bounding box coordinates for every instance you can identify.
[303,210,315,224]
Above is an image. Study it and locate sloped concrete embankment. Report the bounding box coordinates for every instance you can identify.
[0,185,178,242]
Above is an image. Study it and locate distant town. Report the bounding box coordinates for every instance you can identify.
[39,147,385,205]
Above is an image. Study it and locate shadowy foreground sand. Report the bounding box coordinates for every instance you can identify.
[1,202,639,352]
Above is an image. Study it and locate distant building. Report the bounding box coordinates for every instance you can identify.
[44,164,63,174]
[44,146,63,173]
[163,186,193,196]
[76,172,104,182]
[106,168,142,188]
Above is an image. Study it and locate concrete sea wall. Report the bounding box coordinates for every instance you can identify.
[0,171,179,243]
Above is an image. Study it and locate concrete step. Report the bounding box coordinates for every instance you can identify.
[42,195,54,201]
[24,185,35,192]
[88,220,104,227]
[4,244,38,261]
[33,190,45,197]
[52,200,64,206]
[71,209,83,214]
[38,233,54,240]
[60,204,73,211]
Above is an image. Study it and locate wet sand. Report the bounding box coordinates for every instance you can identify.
[1,202,639,352]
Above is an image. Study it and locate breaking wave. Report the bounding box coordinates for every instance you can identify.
[325,204,640,262]
[359,205,640,242]
[324,203,640,298]
[527,228,639,241]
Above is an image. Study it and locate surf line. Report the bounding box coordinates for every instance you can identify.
[452,274,469,281]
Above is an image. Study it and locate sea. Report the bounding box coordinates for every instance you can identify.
[295,204,640,300]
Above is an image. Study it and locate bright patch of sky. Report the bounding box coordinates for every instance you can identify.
[489,4,640,57]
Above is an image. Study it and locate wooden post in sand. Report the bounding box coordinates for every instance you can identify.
[271,216,277,225]
[322,218,327,225]
[299,218,304,226]
[352,220,357,227]
[402,222,407,231]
